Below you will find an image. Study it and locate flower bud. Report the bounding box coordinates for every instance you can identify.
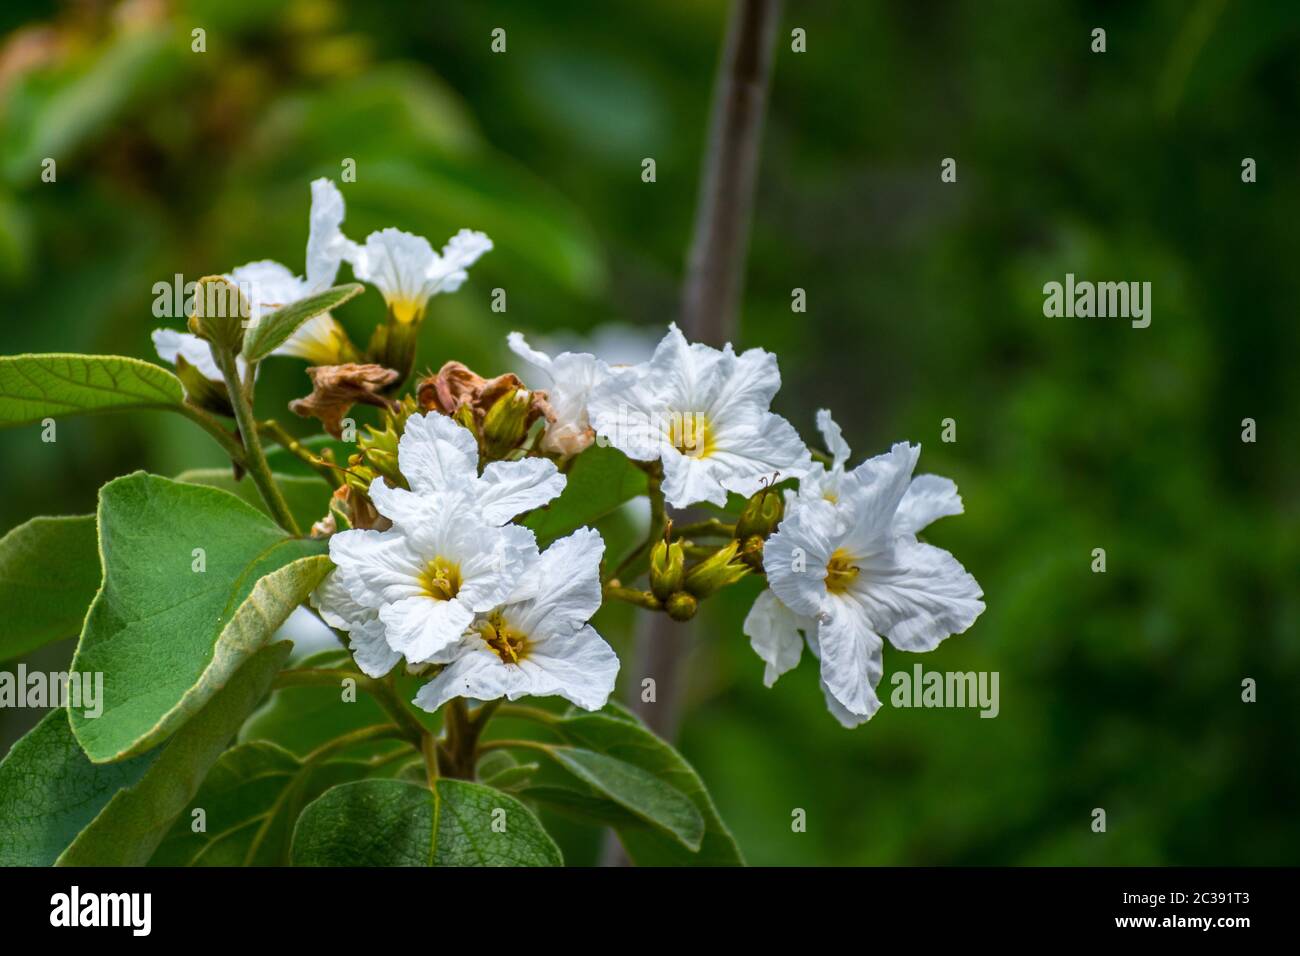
[482,387,534,459]
[366,316,420,389]
[173,355,234,418]
[735,488,783,540]
[738,533,766,572]
[187,275,248,356]
[665,591,698,622]
[649,540,686,602]
[684,540,751,598]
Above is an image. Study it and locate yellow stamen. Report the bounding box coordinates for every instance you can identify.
[667,411,714,458]
[419,557,462,601]
[478,612,529,664]
[825,548,860,594]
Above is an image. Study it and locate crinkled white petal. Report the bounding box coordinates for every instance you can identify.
[477,457,566,524]
[853,535,985,652]
[710,412,814,501]
[821,678,875,728]
[815,409,852,470]
[327,529,426,606]
[763,498,838,617]
[743,590,809,687]
[305,177,355,291]
[151,328,247,383]
[397,412,479,496]
[507,528,604,637]
[660,447,730,509]
[815,593,885,718]
[379,595,475,663]
[836,442,921,556]
[272,313,350,362]
[311,570,400,678]
[414,623,617,713]
[893,473,964,535]
[428,229,493,295]
[348,227,438,314]
[508,333,610,455]
[226,259,305,331]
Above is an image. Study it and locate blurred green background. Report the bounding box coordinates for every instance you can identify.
[1,0,1297,865]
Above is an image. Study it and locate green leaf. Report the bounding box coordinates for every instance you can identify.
[69,473,329,762]
[57,643,292,865]
[0,642,290,866]
[242,283,365,362]
[291,778,562,866]
[0,710,155,866]
[524,445,647,547]
[175,468,332,538]
[149,741,371,866]
[543,746,703,851]
[0,515,100,661]
[552,711,744,866]
[0,354,184,427]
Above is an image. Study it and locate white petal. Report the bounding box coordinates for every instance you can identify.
[272,313,350,362]
[815,409,851,469]
[310,571,400,679]
[820,678,875,728]
[366,476,437,529]
[477,457,566,524]
[414,644,518,712]
[379,595,474,662]
[428,229,492,294]
[660,447,729,508]
[348,227,438,316]
[397,412,479,495]
[508,527,604,636]
[816,594,885,718]
[226,259,305,331]
[837,442,921,555]
[743,590,808,687]
[506,332,556,383]
[151,328,226,383]
[327,528,425,606]
[305,177,354,291]
[856,536,985,652]
[708,343,782,416]
[763,498,837,617]
[520,624,620,711]
[893,473,964,535]
[712,412,814,498]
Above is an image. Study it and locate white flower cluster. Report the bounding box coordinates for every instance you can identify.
[152,178,491,381]
[314,412,618,712]
[505,325,985,727]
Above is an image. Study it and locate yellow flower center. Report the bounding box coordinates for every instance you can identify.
[667,411,714,458]
[825,549,860,594]
[478,612,529,664]
[389,299,424,325]
[419,557,462,601]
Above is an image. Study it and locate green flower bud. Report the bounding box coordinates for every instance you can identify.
[739,533,766,572]
[684,540,752,598]
[482,387,533,459]
[173,355,234,418]
[649,540,686,602]
[735,488,783,540]
[665,591,698,621]
[187,275,248,356]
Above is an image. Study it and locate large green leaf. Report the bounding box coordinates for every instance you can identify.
[149,741,371,866]
[57,643,292,865]
[242,283,365,362]
[291,778,562,866]
[0,354,184,427]
[542,746,703,851]
[549,711,744,866]
[0,515,100,661]
[524,445,647,547]
[69,473,329,762]
[0,643,289,866]
[175,468,332,537]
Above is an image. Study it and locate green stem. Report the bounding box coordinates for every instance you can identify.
[477,738,554,756]
[175,401,245,463]
[603,583,662,611]
[494,703,560,727]
[259,419,343,488]
[214,347,301,535]
[671,518,735,539]
[608,463,667,583]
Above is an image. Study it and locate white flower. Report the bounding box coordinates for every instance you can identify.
[414,527,618,713]
[324,488,538,667]
[749,439,984,726]
[507,332,611,455]
[346,227,492,324]
[587,323,813,509]
[367,411,566,527]
[313,411,566,673]
[151,328,247,384]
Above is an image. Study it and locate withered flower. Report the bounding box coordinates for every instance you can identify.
[290,363,399,438]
